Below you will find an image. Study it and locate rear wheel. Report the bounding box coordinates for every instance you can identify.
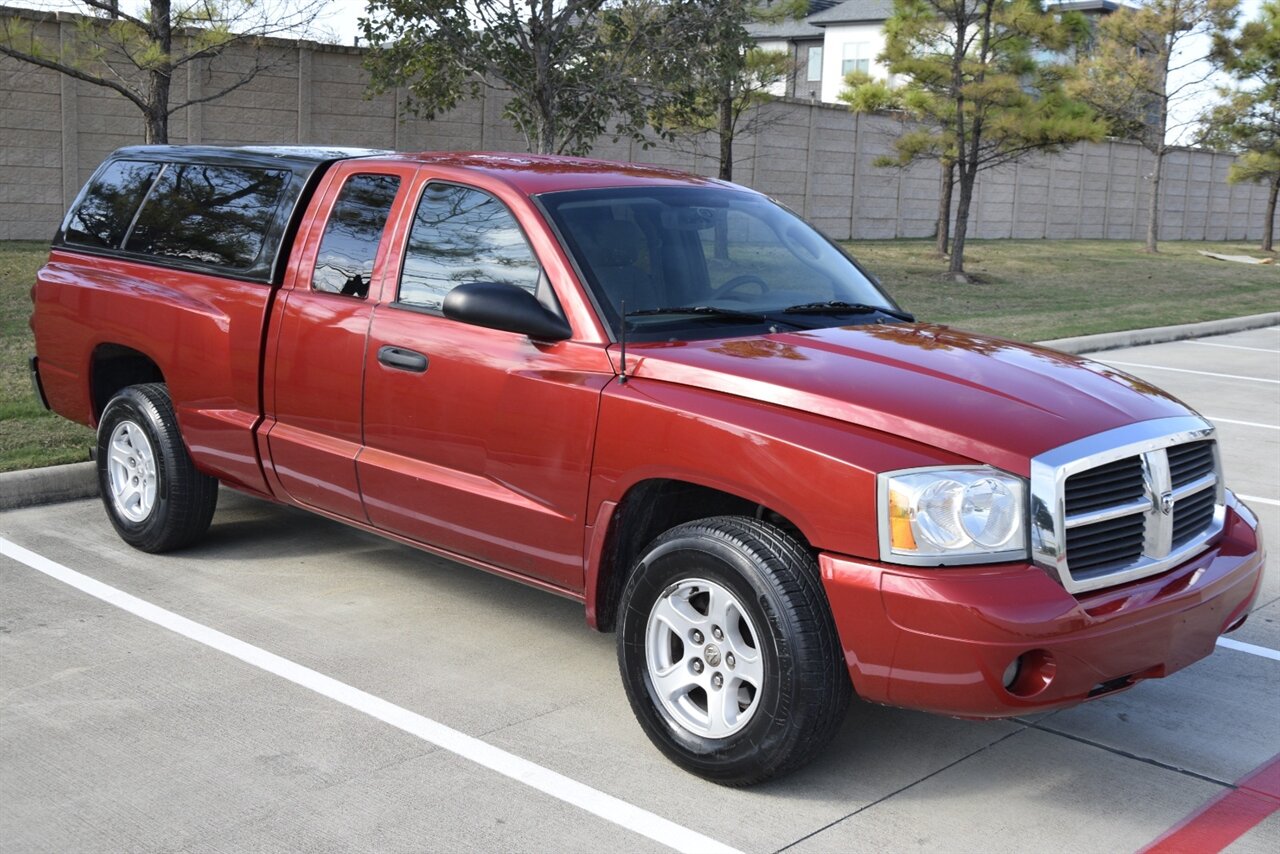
[617,516,850,785]
[96,383,218,553]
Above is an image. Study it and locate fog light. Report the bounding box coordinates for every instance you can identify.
[1004,649,1056,698]
[1002,657,1021,689]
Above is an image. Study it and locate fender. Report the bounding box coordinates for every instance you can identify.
[32,251,274,493]
[582,376,974,628]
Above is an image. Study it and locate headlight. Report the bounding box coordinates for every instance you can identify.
[878,467,1028,565]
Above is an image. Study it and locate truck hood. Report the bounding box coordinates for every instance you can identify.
[625,323,1195,475]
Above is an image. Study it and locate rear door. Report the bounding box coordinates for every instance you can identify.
[263,161,417,520]
[357,177,613,592]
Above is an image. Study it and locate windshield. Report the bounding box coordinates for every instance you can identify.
[537,186,906,341]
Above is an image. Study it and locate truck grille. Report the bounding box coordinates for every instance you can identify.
[1031,418,1225,594]
[1168,441,1215,488]
[1173,488,1217,546]
[1063,514,1146,576]
[1064,457,1146,513]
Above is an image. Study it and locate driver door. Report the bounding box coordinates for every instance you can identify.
[357,178,613,592]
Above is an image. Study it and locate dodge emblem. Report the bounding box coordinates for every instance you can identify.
[1159,491,1174,515]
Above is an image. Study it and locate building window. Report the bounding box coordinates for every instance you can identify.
[841,43,870,76]
[806,46,823,82]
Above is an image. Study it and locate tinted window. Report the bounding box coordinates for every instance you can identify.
[540,186,896,340]
[312,174,401,298]
[399,184,540,311]
[126,164,290,270]
[700,208,833,295]
[65,160,161,248]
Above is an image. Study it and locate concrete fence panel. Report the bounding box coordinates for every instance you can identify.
[1,6,1276,243]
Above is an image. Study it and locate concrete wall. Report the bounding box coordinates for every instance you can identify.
[2,7,1275,243]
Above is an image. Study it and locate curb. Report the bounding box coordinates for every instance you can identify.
[0,461,98,512]
[1038,312,1280,355]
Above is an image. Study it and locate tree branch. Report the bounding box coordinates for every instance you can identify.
[78,0,148,29]
[0,42,146,109]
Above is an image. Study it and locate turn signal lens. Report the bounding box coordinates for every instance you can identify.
[889,487,918,551]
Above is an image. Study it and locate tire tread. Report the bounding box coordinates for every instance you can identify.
[618,514,851,786]
[97,383,218,552]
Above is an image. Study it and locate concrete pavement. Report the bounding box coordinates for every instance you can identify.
[2,326,1277,853]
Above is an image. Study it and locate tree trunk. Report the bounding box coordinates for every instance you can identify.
[143,108,168,144]
[1145,41,1171,255]
[949,164,977,278]
[145,0,172,144]
[1144,148,1164,253]
[718,89,734,182]
[935,160,954,256]
[533,87,556,154]
[1263,175,1278,253]
[713,87,733,261]
[532,1,555,156]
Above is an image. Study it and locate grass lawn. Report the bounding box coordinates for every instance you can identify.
[2,238,1278,472]
[846,238,1279,342]
[2,242,94,472]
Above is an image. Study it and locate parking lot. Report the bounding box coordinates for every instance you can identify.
[2,325,1277,853]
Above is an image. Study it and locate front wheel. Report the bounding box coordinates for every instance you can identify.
[617,516,850,785]
[97,383,218,553]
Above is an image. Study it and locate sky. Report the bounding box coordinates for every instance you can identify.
[5,0,1267,147]
[310,0,367,45]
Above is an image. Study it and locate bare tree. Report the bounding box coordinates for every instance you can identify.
[639,0,800,182]
[1,1,330,143]
[1072,0,1239,253]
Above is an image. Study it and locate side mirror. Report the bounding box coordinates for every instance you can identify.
[442,282,572,342]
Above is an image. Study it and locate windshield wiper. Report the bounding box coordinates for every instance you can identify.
[781,301,914,322]
[626,306,801,328]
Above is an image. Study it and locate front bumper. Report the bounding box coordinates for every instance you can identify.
[820,495,1265,717]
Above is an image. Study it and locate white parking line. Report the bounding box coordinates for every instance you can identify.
[1101,361,1280,385]
[1185,341,1280,354]
[1209,417,1280,431]
[1238,494,1280,508]
[1217,637,1280,662]
[0,537,742,854]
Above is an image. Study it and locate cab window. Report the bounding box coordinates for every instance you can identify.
[126,163,290,271]
[64,160,162,248]
[311,174,401,298]
[398,183,540,311]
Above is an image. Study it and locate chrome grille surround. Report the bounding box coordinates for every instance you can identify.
[1030,416,1225,595]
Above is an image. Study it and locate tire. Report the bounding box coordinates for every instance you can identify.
[96,383,218,553]
[616,516,850,785]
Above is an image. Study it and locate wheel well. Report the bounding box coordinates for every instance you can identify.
[592,479,808,632]
[90,345,164,422]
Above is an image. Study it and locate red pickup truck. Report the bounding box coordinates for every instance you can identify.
[29,146,1265,784]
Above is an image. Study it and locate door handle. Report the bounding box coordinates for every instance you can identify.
[377,345,429,373]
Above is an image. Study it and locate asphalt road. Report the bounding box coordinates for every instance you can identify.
[2,326,1277,854]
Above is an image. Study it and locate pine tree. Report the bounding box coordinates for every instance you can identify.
[1204,0,1280,251]
[852,0,1106,280]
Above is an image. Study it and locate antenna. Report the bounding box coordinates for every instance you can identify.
[618,300,628,385]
